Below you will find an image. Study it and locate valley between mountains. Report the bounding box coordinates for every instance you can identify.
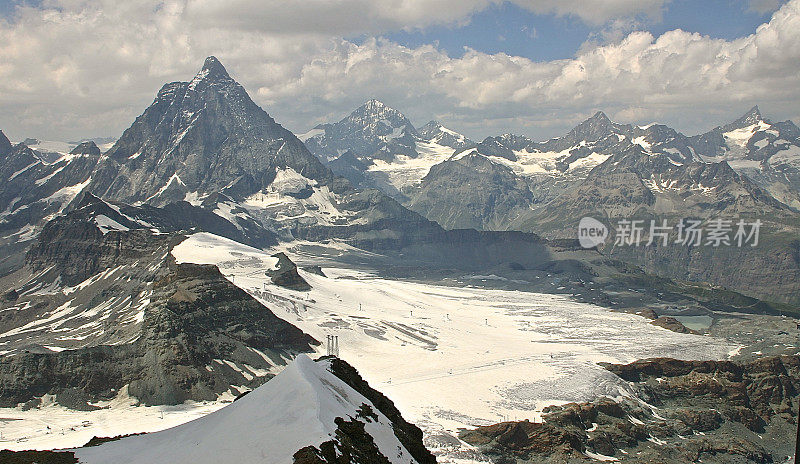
[0,56,798,463]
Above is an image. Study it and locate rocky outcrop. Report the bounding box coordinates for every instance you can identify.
[650,316,699,334]
[0,140,99,275]
[0,259,318,406]
[462,355,799,463]
[408,151,534,230]
[268,252,311,291]
[295,356,437,464]
[0,199,317,407]
[0,450,78,464]
[0,129,12,155]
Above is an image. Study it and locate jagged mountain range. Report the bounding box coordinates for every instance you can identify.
[2,57,800,307]
[305,101,800,225]
[0,56,643,410]
[291,100,800,305]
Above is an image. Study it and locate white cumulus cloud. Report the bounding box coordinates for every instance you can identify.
[0,0,798,143]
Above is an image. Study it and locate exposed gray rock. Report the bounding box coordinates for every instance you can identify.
[88,56,330,207]
[462,355,800,463]
[304,99,420,163]
[0,129,12,155]
[0,198,317,407]
[408,151,533,230]
[416,121,475,150]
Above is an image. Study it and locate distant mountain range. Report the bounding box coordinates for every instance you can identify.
[295,99,800,305]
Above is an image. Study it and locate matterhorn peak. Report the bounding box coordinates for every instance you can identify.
[365,98,386,108]
[189,55,233,90]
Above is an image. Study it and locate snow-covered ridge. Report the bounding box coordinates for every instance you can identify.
[73,355,418,464]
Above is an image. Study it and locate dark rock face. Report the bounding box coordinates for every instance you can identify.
[463,355,799,463]
[408,152,533,230]
[471,137,518,161]
[268,252,311,291]
[460,420,585,459]
[0,259,318,407]
[0,129,12,155]
[304,356,437,464]
[294,416,394,464]
[511,141,800,304]
[650,316,699,334]
[87,56,330,207]
[304,99,420,163]
[0,198,317,407]
[0,450,78,464]
[69,141,101,156]
[0,141,99,275]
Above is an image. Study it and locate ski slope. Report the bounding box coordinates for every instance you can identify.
[172,233,736,461]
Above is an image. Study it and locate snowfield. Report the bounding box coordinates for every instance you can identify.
[0,233,736,462]
[171,233,736,461]
[72,355,417,464]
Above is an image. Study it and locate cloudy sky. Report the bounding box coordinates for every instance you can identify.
[0,0,798,143]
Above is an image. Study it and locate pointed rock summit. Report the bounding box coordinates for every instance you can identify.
[87,56,329,206]
[70,141,101,156]
[732,105,763,128]
[201,55,228,76]
[304,99,421,161]
[189,55,235,90]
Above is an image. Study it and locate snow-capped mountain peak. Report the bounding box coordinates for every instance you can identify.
[417,120,475,150]
[88,56,329,206]
[304,99,421,162]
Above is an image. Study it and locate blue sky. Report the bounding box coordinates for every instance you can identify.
[361,1,780,62]
[1,0,783,63]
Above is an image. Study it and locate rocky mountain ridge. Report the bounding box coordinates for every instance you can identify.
[0,194,318,407]
[461,355,799,463]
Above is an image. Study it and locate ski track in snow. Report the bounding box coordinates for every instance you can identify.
[0,233,736,463]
